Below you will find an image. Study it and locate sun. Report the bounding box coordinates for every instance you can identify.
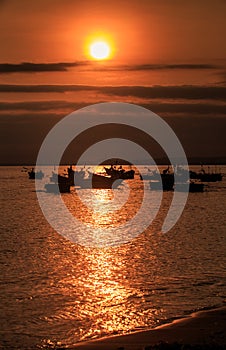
[90,41,110,60]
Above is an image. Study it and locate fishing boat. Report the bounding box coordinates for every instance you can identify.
[104,165,135,179]
[46,166,75,193]
[150,173,174,191]
[141,166,174,181]
[189,166,222,182]
[174,181,205,193]
[44,182,71,193]
[49,166,123,190]
[50,172,73,185]
[140,168,159,180]
[46,170,71,193]
[76,172,124,189]
[50,166,86,186]
[149,167,174,191]
[28,168,44,180]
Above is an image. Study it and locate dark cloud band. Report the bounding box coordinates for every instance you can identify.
[0,100,225,115]
[0,62,219,74]
[0,62,88,73]
[0,84,226,101]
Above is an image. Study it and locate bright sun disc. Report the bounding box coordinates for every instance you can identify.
[90,41,110,60]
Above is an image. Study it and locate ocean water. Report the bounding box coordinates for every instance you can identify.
[0,166,225,349]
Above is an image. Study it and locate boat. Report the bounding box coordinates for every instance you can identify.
[198,172,222,182]
[76,172,124,189]
[44,182,71,193]
[174,181,205,193]
[104,165,135,179]
[46,167,72,193]
[141,166,174,181]
[189,166,222,182]
[50,166,86,186]
[66,165,86,184]
[46,166,75,193]
[149,167,175,191]
[49,166,123,190]
[150,178,174,191]
[140,168,159,180]
[150,173,174,191]
[66,165,125,188]
[50,172,73,185]
[28,168,44,180]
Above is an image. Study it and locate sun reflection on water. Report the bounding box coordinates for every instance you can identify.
[41,169,175,343]
[63,178,144,229]
[44,244,162,343]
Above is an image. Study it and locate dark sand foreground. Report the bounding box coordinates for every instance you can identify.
[73,307,226,350]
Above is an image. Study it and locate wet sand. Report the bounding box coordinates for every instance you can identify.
[73,307,226,350]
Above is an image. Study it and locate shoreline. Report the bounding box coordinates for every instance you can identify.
[72,306,226,349]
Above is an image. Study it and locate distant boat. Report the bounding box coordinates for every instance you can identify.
[77,172,124,189]
[174,181,205,193]
[28,168,44,180]
[66,165,86,185]
[189,166,223,182]
[45,169,71,193]
[150,175,174,191]
[65,165,124,188]
[140,167,159,180]
[104,165,135,179]
[149,166,174,191]
[145,165,222,187]
[44,182,71,193]
[48,166,123,190]
[147,166,205,192]
[141,166,173,181]
[50,172,73,185]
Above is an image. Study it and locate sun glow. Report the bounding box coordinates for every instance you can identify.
[84,32,114,61]
[90,41,110,60]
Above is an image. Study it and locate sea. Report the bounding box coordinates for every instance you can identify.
[0,165,226,349]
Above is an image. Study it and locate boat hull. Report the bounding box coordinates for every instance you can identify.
[28,171,44,180]
[175,182,204,192]
[75,174,123,189]
[45,183,71,193]
[104,167,135,179]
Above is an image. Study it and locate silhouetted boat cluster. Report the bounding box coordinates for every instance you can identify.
[147,165,223,192]
[189,169,223,182]
[44,165,125,193]
[24,164,223,194]
[22,167,44,179]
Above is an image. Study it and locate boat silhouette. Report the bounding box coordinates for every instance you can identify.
[104,165,135,179]
[46,165,123,191]
[28,168,44,180]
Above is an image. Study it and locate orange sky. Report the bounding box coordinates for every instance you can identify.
[1,0,226,64]
[0,0,226,164]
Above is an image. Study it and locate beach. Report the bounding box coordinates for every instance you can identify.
[73,307,226,349]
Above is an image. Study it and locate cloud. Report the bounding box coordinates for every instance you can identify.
[0,84,88,93]
[0,100,225,116]
[0,61,88,73]
[100,85,226,101]
[0,62,220,74]
[92,63,220,72]
[142,102,226,115]
[0,84,225,101]
[0,101,88,111]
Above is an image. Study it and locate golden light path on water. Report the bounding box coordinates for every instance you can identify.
[64,169,145,229]
[47,243,162,342]
[45,167,172,343]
